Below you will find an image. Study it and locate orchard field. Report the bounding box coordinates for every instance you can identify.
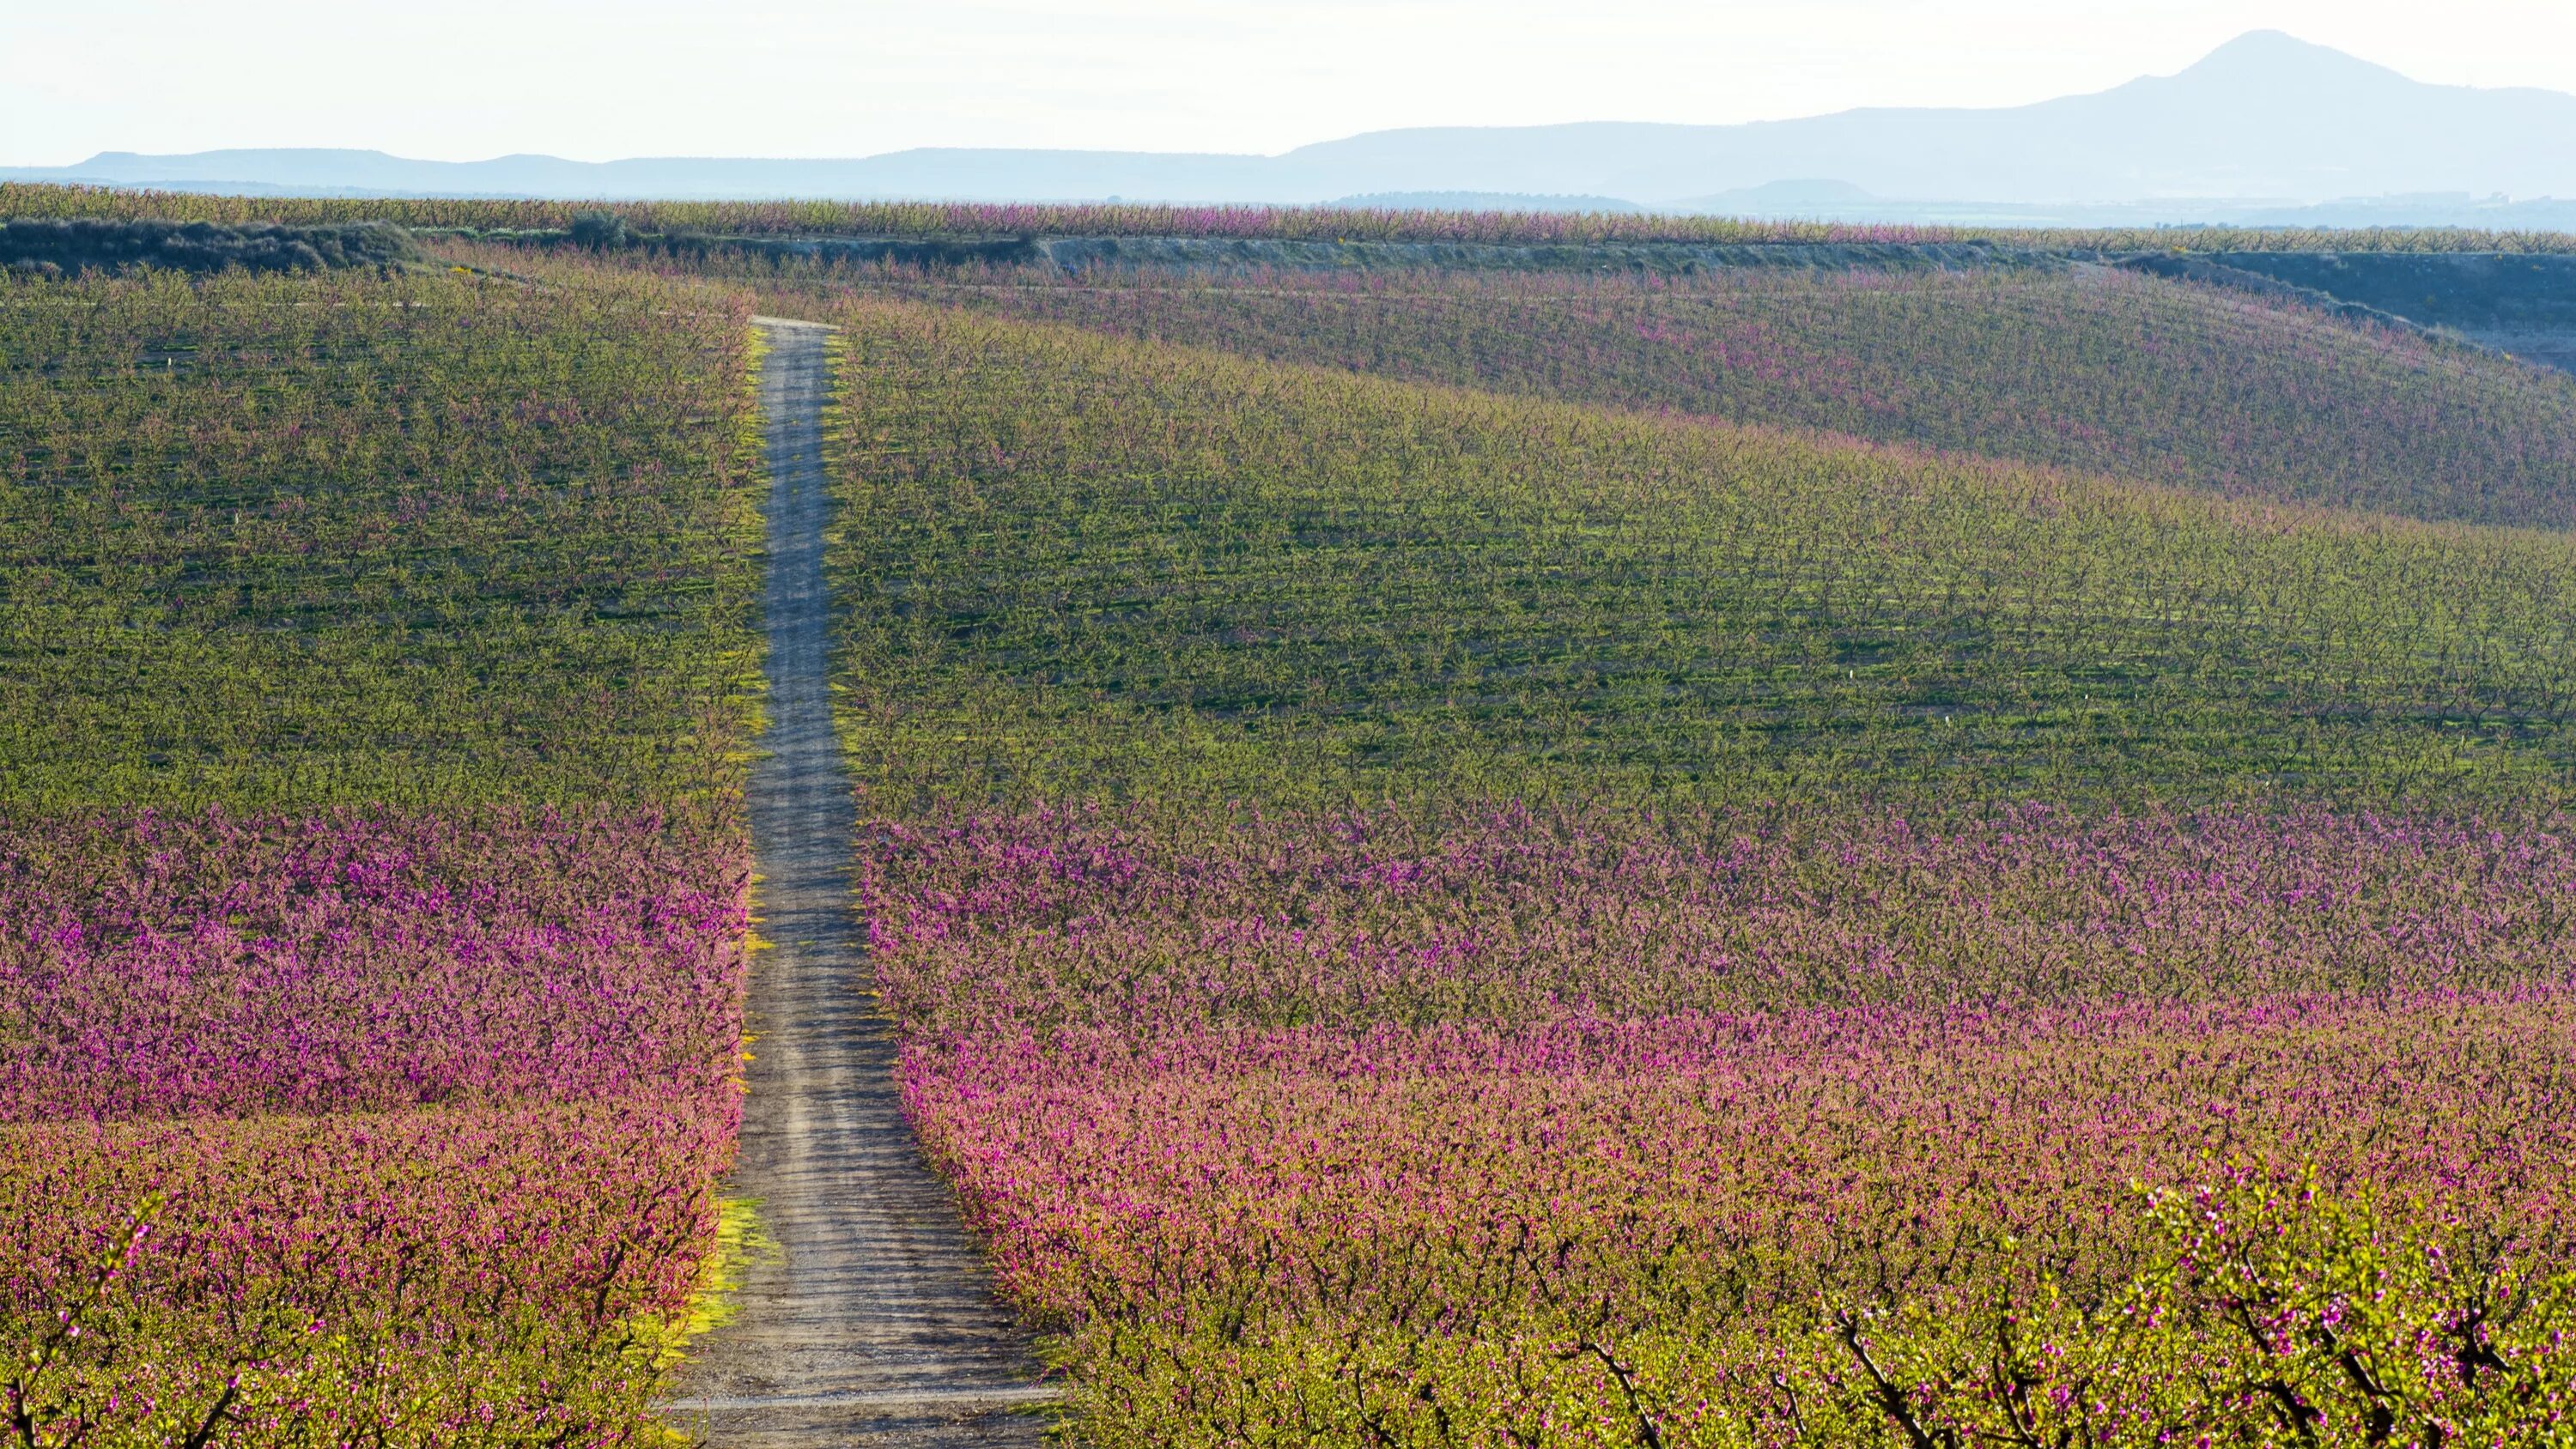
[836,264,2576,530]
[13,191,2576,1447]
[2,264,762,1440]
[798,282,2576,1444]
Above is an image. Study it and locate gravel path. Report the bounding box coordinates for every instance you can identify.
[665,318,1054,1447]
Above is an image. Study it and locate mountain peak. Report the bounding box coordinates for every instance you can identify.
[2201,29,2327,59]
[2173,30,2406,86]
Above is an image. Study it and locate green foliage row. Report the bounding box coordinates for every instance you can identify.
[823,300,2576,817]
[1066,1173,2576,1448]
[0,266,765,815]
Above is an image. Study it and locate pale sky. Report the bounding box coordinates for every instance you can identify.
[9,0,2576,166]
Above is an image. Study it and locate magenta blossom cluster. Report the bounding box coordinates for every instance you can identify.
[862,802,2576,1034]
[911,990,2576,1328]
[3,807,751,1441]
[1,807,750,1120]
[860,802,2576,1442]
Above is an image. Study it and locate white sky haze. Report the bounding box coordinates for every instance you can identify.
[8,0,2576,165]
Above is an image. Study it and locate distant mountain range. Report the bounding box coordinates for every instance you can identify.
[1665,181,2576,232]
[10,32,2576,215]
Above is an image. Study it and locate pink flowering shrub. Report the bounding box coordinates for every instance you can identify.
[1,808,749,1119]
[863,803,2576,1027]
[871,804,2576,1445]
[1,810,749,1445]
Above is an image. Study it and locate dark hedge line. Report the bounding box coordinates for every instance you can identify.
[2111,252,2442,336]
[0,217,422,276]
[539,218,1042,269]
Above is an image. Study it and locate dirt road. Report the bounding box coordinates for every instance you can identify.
[664,318,1054,1447]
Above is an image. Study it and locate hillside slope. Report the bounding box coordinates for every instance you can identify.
[0,269,760,809]
[819,297,2576,1447]
[822,300,2576,815]
[844,264,2576,531]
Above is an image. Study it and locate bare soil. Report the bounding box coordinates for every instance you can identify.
[663,318,1054,1447]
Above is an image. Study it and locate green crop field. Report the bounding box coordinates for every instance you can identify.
[823,299,2576,814]
[0,266,762,812]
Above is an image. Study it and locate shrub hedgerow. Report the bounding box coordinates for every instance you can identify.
[0,216,422,276]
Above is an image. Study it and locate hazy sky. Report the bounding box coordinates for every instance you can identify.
[10,0,2576,164]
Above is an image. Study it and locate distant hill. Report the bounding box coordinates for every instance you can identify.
[9,33,2576,209]
[897,262,2576,530]
[1664,182,2576,231]
[1679,179,1880,214]
[1270,33,2576,206]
